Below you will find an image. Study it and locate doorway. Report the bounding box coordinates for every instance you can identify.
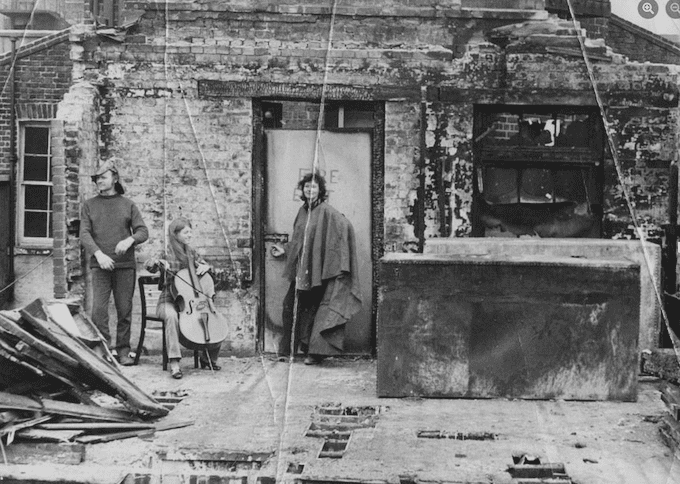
[255,100,383,355]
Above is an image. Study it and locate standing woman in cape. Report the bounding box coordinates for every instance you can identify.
[145,217,221,379]
[271,172,362,364]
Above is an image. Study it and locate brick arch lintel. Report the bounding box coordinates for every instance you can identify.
[16,103,59,120]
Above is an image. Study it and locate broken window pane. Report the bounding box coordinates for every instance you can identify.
[475,106,603,238]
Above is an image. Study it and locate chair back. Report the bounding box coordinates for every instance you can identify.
[138,275,163,321]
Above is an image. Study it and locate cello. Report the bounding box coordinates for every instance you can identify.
[173,261,228,356]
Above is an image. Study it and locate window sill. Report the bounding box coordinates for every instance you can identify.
[15,247,52,256]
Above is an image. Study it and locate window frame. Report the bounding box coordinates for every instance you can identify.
[16,122,53,249]
[472,105,605,238]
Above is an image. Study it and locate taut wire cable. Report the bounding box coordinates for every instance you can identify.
[564,0,679,356]
[274,1,341,482]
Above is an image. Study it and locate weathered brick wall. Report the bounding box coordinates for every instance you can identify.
[69,3,680,353]
[384,101,420,252]
[607,15,680,65]
[424,101,473,238]
[82,86,258,352]
[54,82,101,301]
[0,33,73,178]
[0,32,74,308]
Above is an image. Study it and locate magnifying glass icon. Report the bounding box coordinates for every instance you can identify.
[667,0,680,18]
[639,0,658,18]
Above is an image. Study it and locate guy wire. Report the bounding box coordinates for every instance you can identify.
[564,0,679,349]
[275,1,341,483]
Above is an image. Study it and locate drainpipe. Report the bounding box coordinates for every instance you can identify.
[7,37,17,289]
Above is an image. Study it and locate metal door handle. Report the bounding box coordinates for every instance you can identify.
[264,233,289,243]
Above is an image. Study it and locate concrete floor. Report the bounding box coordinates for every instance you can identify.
[1,354,679,484]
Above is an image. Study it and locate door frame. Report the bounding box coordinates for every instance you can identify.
[252,99,385,355]
[0,180,11,308]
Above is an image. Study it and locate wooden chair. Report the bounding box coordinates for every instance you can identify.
[134,274,199,370]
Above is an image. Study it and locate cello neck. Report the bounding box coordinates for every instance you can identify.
[186,254,202,297]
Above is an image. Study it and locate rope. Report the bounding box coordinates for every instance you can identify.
[564,0,678,353]
[0,254,51,297]
[155,3,239,279]
[0,0,39,96]
[275,2,341,483]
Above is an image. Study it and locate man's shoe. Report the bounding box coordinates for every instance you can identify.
[118,353,135,366]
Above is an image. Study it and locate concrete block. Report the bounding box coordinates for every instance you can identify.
[378,252,640,401]
[425,238,661,352]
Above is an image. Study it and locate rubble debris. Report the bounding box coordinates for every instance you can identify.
[507,455,572,482]
[0,298,173,450]
[642,349,680,383]
[659,380,680,453]
[0,442,85,465]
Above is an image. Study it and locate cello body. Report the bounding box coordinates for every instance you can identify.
[174,268,228,351]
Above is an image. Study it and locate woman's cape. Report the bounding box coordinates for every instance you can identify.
[283,202,362,354]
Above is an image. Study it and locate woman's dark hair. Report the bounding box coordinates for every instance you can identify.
[297,172,328,203]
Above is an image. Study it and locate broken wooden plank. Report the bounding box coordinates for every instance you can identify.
[1,415,52,442]
[20,299,168,418]
[46,302,119,368]
[38,422,156,431]
[0,391,136,422]
[0,313,80,369]
[74,428,155,444]
[15,428,84,442]
[660,414,680,453]
[154,419,195,432]
[660,381,680,421]
[0,348,44,376]
[0,442,85,465]
[74,419,196,444]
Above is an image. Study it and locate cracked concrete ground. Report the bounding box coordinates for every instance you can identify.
[1,355,679,484]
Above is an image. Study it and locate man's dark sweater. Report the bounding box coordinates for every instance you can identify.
[80,194,149,269]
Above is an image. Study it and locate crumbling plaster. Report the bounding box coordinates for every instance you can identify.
[63,5,680,353]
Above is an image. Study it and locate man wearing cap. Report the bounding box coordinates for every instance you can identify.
[80,160,148,366]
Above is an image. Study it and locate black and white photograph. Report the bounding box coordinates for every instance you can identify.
[0,1,680,483]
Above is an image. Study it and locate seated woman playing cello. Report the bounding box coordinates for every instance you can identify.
[145,217,221,379]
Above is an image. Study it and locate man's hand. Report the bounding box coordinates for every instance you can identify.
[196,263,211,276]
[95,250,115,271]
[115,237,135,255]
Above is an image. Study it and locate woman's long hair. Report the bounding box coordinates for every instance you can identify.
[297,172,328,204]
[167,217,194,267]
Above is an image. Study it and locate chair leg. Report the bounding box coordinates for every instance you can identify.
[162,320,168,371]
[193,350,199,369]
[134,318,146,366]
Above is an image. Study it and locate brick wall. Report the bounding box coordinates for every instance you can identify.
[0,31,73,308]
[67,3,680,353]
[384,101,420,252]
[606,15,680,65]
[53,81,101,301]
[425,101,474,238]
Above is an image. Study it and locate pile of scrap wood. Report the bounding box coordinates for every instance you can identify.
[0,298,183,448]
[660,380,680,452]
